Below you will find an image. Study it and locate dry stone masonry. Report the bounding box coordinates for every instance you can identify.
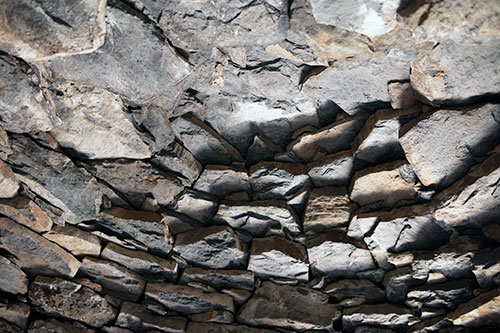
[0,0,499,332]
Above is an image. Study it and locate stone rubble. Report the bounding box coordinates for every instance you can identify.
[0,0,499,332]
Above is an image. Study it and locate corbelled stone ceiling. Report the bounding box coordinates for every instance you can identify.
[0,0,499,332]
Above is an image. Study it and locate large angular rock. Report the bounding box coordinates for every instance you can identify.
[145,283,234,315]
[174,226,247,270]
[168,189,217,224]
[44,6,190,109]
[434,166,500,228]
[249,162,311,200]
[308,151,354,187]
[0,196,52,232]
[0,53,58,134]
[194,166,250,199]
[352,107,419,166]
[0,256,28,295]
[342,304,417,331]
[411,40,500,106]
[50,84,150,159]
[187,322,277,333]
[6,135,102,224]
[179,267,254,292]
[116,302,186,332]
[288,117,366,162]
[309,0,400,39]
[347,216,379,241]
[301,52,414,115]
[350,161,418,208]
[101,243,177,281]
[0,161,19,198]
[172,115,243,165]
[248,237,309,282]
[28,319,96,333]
[213,202,301,238]
[406,280,475,311]
[43,224,101,256]
[367,215,450,253]
[238,281,339,330]
[28,276,117,328]
[325,279,386,307]
[79,257,145,302]
[447,289,500,328]
[308,241,375,280]
[97,208,171,257]
[399,104,500,188]
[152,0,288,51]
[86,160,183,207]
[0,300,30,330]
[0,217,80,278]
[0,0,106,61]
[303,187,355,235]
[153,142,202,186]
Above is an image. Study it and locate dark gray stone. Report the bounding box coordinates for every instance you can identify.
[0,256,28,295]
[179,267,254,292]
[116,302,186,332]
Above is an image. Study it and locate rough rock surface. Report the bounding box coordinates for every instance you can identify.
[0,217,80,278]
[238,281,338,330]
[0,0,499,331]
[28,276,117,328]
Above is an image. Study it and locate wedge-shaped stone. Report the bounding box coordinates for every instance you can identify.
[168,189,217,224]
[97,208,171,257]
[249,162,311,200]
[0,300,30,330]
[434,166,500,228]
[29,276,117,328]
[0,196,52,232]
[342,304,417,331]
[172,115,243,165]
[352,107,419,166]
[79,257,145,302]
[50,84,150,159]
[116,302,186,332]
[238,281,338,330]
[194,166,250,199]
[411,40,500,106]
[0,55,58,133]
[0,161,19,198]
[308,151,353,187]
[347,216,379,241]
[248,237,309,282]
[86,160,183,207]
[308,241,375,280]
[154,142,203,186]
[174,226,247,270]
[406,280,475,311]
[145,283,234,315]
[388,81,416,109]
[29,319,95,333]
[179,267,254,292]
[0,256,28,295]
[43,224,100,256]
[399,104,500,188]
[154,0,288,50]
[0,218,80,278]
[187,322,277,333]
[367,215,450,253]
[6,135,102,223]
[325,279,385,307]
[303,187,355,235]
[0,0,106,61]
[247,135,283,165]
[350,161,418,208]
[44,6,190,109]
[101,243,177,281]
[447,289,500,328]
[214,202,300,238]
[288,117,366,162]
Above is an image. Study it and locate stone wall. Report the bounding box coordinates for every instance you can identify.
[0,0,499,332]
